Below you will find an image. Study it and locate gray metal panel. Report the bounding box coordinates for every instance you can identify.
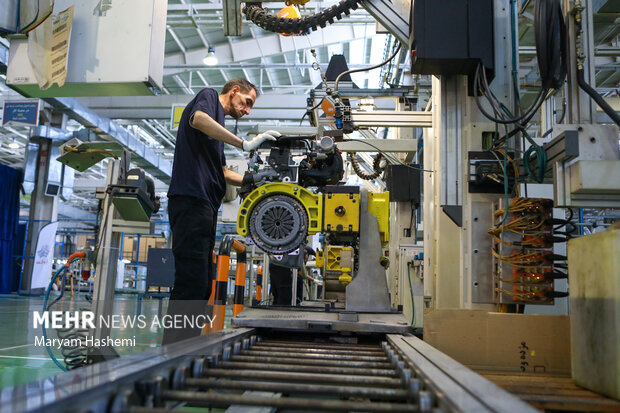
[350,110,432,128]
[223,0,243,36]
[338,138,418,153]
[346,188,391,312]
[31,126,75,142]
[60,163,75,201]
[544,130,580,169]
[440,76,463,207]
[22,142,38,194]
[470,200,494,303]
[233,308,411,333]
[360,0,410,45]
[47,145,62,186]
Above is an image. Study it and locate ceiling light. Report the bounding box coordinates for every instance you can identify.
[203,47,218,66]
[8,138,19,149]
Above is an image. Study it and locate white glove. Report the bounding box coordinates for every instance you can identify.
[242,130,281,151]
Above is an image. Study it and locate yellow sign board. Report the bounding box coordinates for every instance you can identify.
[170,105,186,131]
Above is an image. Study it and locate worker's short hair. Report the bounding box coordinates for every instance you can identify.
[222,78,258,97]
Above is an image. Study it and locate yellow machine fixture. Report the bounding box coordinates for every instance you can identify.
[323,192,360,233]
[238,182,390,255]
[237,182,323,254]
[318,246,354,285]
[322,189,389,245]
[368,191,390,247]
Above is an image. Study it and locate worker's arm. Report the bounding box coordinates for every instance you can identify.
[223,166,243,186]
[301,264,312,280]
[192,110,244,148]
[191,110,280,151]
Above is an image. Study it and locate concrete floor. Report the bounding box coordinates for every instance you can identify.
[0,293,166,389]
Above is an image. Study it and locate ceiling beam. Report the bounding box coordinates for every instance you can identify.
[58,203,97,221]
[76,93,400,121]
[77,94,309,110]
[44,97,172,182]
[164,24,375,70]
[164,62,410,74]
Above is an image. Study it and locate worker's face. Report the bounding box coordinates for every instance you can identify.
[226,86,256,119]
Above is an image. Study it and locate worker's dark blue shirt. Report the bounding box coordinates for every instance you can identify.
[168,88,227,208]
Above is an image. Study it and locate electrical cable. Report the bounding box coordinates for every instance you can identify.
[478,69,547,184]
[490,198,572,304]
[42,253,86,371]
[474,63,547,125]
[475,0,567,187]
[42,266,69,371]
[500,126,510,225]
[481,84,546,182]
[475,0,567,135]
[557,95,567,124]
[524,144,547,183]
[299,97,325,125]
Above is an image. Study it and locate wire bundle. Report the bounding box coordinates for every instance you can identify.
[490,198,570,303]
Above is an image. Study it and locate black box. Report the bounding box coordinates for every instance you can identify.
[468,151,516,194]
[410,0,494,85]
[146,248,175,289]
[385,164,421,205]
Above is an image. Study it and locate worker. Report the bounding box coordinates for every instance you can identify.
[163,78,280,345]
[269,246,315,306]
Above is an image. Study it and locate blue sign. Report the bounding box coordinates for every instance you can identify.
[2,100,40,126]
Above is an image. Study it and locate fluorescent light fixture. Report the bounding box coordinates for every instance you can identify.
[8,138,19,149]
[203,47,218,66]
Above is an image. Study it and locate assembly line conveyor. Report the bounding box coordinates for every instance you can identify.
[4,328,536,412]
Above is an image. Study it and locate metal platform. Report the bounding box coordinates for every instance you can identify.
[232,306,412,334]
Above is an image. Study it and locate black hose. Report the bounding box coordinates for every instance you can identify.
[577,67,620,127]
[535,0,566,90]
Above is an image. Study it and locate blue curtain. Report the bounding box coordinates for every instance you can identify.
[0,164,22,294]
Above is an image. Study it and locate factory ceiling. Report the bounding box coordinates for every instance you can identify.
[0,0,618,216]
